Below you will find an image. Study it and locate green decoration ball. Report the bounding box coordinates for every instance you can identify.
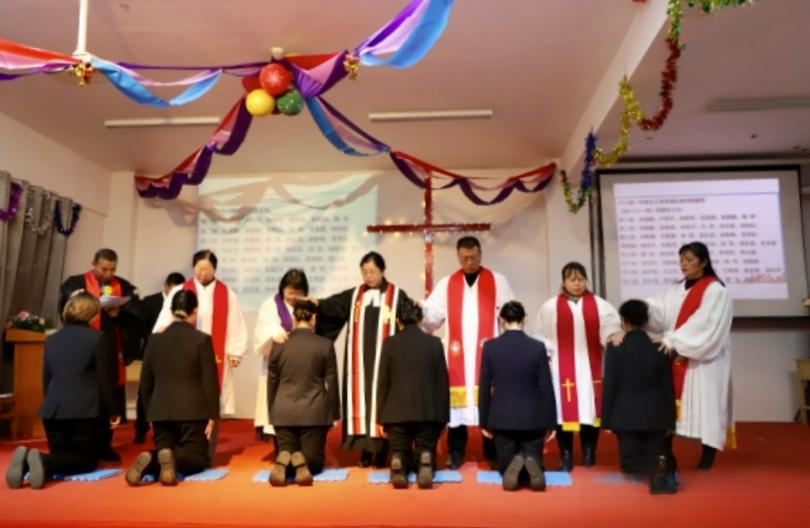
[277,88,304,116]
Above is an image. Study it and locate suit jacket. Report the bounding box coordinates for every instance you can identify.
[478,329,557,431]
[39,324,120,420]
[377,324,449,425]
[601,329,676,431]
[140,321,219,422]
[268,327,340,427]
[138,291,164,355]
[59,273,142,364]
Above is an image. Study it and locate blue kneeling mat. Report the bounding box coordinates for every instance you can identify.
[140,467,229,483]
[252,468,349,483]
[476,470,573,487]
[368,469,462,484]
[24,468,124,482]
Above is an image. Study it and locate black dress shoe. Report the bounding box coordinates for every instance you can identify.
[5,446,28,489]
[696,445,716,471]
[558,450,573,472]
[524,456,546,491]
[446,451,463,470]
[389,456,408,489]
[358,450,373,468]
[27,449,46,490]
[125,451,153,486]
[583,446,596,467]
[270,450,291,487]
[417,451,433,489]
[502,455,525,491]
[650,456,678,495]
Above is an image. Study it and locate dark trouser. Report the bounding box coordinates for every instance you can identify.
[142,421,210,477]
[617,430,667,476]
[493,430,545,475]
[447,425,496,462]
[556,424,599,454]
[275,426,329,475]
[135,393,149,436]
[42,418,106,477]
[385,422,444,473]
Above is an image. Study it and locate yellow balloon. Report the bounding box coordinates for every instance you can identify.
[246,89,275,117]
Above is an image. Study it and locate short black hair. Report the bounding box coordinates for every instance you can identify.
[193,249,218,270]
[293,300,318,322]
[93,248,118,263]
[164,272,185,287]
[561,261,588,281]
[171,289,198,318]
[619,299,648,328]
[278,268,309,296]
[397,298,423,325]
[499,300,526,324]
[456,236,481,251]
[359,251,386,272]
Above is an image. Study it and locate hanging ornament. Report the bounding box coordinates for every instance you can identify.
[245,89,275,117]
[241,75,262,93]
[259,63,292,96]
[343,53,360,81]
[276,88,304,116]
[72,60,96,86]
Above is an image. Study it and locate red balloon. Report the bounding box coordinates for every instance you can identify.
[259,63,292,96]
[241,75,262,93]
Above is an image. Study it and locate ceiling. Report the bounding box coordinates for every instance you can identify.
[1,0,809,178]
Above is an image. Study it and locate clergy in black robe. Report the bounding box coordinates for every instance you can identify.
[315,251,412,467]
[58,248,141,460]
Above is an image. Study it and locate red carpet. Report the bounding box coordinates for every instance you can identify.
[1,421,809,527]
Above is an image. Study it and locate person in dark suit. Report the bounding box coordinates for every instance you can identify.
[267,300,339,487]
[133,272,185,444]
[6,292,121,490]
[125,290,219,486]
[377,299,449,489]
[59,248,141,462]
[479,301,557,491]
[602,299,677,494]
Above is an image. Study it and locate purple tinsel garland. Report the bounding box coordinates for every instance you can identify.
[0,182,23,222]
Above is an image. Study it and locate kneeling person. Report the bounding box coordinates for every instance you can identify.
[377,299,449,489]
[268,300,339,486]
[126,290,219,486]
[479,301,557,491]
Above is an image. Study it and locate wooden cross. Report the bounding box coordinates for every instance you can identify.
[562,378,576,403]
[367,174,490,297]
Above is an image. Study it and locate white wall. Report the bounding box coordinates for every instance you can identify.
[0,113,110,277]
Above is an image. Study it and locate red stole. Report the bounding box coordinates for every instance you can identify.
[346,283,398,437]
[672,275,716,414]
[83,271,126,386]
[447,268,496,408]
[184,278,229,389]
[555,291,603,431]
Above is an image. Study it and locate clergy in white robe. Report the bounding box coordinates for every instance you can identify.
[533,262,620,470]
[421,236,514,468]
[153,251,247,417]
[645,241,734,469]
[253,269,308,437]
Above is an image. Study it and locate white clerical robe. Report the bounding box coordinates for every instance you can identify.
[421,270,514,427]
[533,295,620,427]
[154,279,248,416]
[252,296,294,434]
[646,281,734,450]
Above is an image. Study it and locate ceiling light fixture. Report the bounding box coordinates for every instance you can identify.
[103,117,221,128]
[706,97,810,112]
[368,109,494,122]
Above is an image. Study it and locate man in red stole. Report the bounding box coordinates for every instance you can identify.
[59,248,141,461]
[422,237,515,469]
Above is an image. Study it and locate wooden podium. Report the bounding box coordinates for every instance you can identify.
[4,328,46,439]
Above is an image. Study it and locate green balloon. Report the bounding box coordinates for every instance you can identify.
[277,88,304,116]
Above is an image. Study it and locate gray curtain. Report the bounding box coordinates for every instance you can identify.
[41,196,75,323]
[10,186,54,316]
[0,177,29,326]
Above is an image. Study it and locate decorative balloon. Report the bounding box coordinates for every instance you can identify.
[245,89,275,117]
[259,63,292,96]
[241,75,262,93]
[276,88,304,116]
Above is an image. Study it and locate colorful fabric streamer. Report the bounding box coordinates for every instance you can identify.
[306,97,391,156]
[135,97,252,199]
[356,0,455,69]
[390,151,556,206]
